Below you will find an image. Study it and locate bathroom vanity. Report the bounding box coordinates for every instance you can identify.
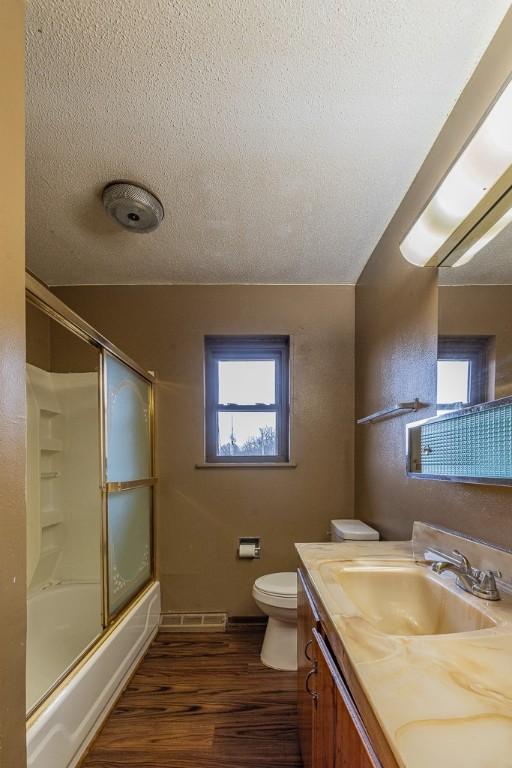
[297,565,395,767]
[296,522,512,768]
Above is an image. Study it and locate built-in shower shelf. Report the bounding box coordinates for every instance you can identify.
[40,471,61,479]
[40,438,63,452]
[29,545,62,589]
[41,509,63,528]
[39,544,62,559]
[40,407,61,418]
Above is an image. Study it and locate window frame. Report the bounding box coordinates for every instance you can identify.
[204,335,290,464]
[437,336,492,410]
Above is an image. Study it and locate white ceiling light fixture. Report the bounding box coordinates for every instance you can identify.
[450,199,512,268]
[400,77,512,268]
[102,182,164,234]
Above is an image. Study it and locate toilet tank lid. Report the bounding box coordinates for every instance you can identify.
[254,572,297,597]
[331,519,379,540]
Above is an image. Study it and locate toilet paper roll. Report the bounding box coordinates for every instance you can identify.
[238,543,257,558]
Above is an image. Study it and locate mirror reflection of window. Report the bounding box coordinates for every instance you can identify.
[436,360,469,414]
[436,336,492,415]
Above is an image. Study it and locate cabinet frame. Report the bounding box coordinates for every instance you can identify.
[298,568,321,768]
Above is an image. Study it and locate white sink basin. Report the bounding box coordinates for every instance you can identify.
[320,563,496,637]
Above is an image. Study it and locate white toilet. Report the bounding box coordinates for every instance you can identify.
[252,519,379,671]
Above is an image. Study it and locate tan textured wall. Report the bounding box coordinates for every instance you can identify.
[0,1,26,764]
[355,11,512,547]
[55,285,355,615]
[26,301,99,374]
[439,285,512,400]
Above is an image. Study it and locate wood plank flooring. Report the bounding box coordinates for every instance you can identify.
[82,629,303,768]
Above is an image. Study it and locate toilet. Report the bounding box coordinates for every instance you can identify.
[252,519,379,671]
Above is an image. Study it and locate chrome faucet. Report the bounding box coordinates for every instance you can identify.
[431,549,502,601]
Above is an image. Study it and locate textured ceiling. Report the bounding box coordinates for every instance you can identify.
[439,219,512,286]
[26,1,510,285]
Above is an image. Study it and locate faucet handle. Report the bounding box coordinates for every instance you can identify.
[478,569,502,599]
[479,569,502,582]
[453,549,472,574]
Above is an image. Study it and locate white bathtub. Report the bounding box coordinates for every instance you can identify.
[27,580,160,768]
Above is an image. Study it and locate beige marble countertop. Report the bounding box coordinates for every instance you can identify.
[296,528,512,768]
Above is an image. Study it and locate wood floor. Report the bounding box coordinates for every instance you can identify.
[82,629,303,768]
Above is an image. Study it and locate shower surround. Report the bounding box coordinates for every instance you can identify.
[25,276,159,767]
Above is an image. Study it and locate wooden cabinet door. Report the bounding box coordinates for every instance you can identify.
[297,568,321,768]
[312,629,381,768]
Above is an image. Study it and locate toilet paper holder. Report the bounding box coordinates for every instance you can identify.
[238,537,261,559]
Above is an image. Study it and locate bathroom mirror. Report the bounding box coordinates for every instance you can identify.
[437,209,512,415]
[407,198,512,484]
[26,300,103,713]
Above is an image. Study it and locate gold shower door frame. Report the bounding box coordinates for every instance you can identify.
[25,273,157,718]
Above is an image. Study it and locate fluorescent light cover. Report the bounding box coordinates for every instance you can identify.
[451,205,512,267]
[401,79,512,267]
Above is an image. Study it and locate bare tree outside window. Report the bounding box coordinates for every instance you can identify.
[219,423,277,456]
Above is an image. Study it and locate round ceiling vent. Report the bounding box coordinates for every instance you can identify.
[102,182,164,233]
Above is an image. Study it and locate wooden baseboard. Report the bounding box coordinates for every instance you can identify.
[227,616,267,631]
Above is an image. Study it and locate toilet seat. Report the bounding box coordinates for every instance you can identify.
[255,572,297,597]
[253,572,297,609]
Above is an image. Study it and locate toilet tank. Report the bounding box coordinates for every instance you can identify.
[330,519,379,542]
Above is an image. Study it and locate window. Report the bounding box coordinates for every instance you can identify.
[204,336,290,463]
[437,336,492,414]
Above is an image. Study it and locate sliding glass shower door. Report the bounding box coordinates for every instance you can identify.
[25,302,103,714]
[26,276,156,715]
[103,353,154,619]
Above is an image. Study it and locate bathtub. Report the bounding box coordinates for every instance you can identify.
[27,580,160,768]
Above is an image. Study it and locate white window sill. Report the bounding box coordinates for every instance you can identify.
[195,461,297,469]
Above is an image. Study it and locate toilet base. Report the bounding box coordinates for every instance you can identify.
[260,616,297,671]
